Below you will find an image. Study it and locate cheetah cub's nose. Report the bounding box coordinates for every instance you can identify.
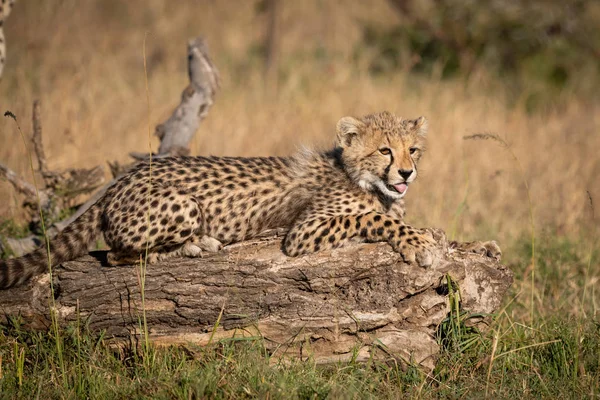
[398,169,413,181]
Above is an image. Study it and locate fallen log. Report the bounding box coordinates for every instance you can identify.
[0,229,513,370]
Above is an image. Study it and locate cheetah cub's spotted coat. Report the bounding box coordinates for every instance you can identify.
[2,111,453,288]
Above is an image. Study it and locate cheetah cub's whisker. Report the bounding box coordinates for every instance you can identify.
[1,111,438,289]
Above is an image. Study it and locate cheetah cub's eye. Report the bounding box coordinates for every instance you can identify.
[379,148,392,156]
[409,147,419,155]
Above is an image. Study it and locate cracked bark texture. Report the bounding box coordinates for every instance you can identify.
[0,229,513,370]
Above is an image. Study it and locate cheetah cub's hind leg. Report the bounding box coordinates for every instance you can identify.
[194,235,223,253]
[450,240,502,261]
[107,241,207,266]
[144,236,222,263]
[103,182,206,265]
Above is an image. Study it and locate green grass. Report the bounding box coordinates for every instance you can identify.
[0,234,598,399]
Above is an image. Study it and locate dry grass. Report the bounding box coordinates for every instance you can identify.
[1,1,598,252]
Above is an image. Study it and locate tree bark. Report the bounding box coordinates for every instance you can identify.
[0,229,513,370]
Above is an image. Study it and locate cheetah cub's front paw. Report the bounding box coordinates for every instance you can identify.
[451,240,502,261]
[391,228,438,267]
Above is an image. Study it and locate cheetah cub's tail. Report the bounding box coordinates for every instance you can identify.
[0,202,104,289]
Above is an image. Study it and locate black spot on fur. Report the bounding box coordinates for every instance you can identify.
[180,229,192,237]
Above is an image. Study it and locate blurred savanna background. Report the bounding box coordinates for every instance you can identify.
[1,0,600,397]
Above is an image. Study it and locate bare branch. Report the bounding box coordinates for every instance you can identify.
[0,162,48,204]
[31,100,51,180]
[153,36,220,157]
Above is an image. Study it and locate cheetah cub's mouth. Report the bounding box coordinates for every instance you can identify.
[387,182,408,195]
[389,182,408,194]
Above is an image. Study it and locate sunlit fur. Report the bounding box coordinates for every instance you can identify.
[0,111,438,289]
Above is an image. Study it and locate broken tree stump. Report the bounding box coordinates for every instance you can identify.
[129,36,220,161]
[0,229,513,370]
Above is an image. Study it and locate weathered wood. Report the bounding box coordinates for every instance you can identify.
[131,36,220,160]
[1,102,105,257]
[0,162,47,204]
[2,102,105,208]
[0,229,513,370]
[31,100,50,181]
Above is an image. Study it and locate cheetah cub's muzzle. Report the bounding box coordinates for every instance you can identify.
[377,168,417,200]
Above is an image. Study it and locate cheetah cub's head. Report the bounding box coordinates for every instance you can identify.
[335,111,427,200]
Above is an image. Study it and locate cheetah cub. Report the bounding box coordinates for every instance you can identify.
[1,111,442,288]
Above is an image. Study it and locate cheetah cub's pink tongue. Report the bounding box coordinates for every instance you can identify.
[393,183,408,194]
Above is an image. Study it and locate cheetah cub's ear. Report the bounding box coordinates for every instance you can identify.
[411,116,428,138]
[336,116,366,148]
